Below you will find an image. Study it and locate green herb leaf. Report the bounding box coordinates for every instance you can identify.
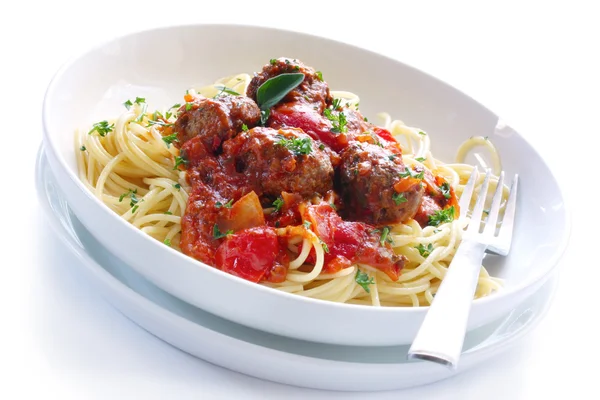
[134,97,145,105]
[269,58,277,65]
[418,131,426,136]
[164,238,172,246]
[416,243,434,257]
[355,269,375,293]
[173,183,181,190]
[260,109,270,125]
[162,133,179,147]
[213,224,233,239]
[315,71,323,81]
[80,145,86,151]
[276,136,312,156]
[380,226,393,246]
[185,102,194,111]
[164,211,173,215]
[392,192,407,205]
[216,199,234,209]
[399,167,424,180]
[148,120,174,128]
[88,120,114,137]
[329,203,337,210]
[318,143,325,150]
[241,124,249,132]
[272,197,284,212]
[415,157,426,162]
[173,155,188,170]
[440,182,451,199]
[323,108,348,133]
[119,188,137,203]
[428,206,456,226]
[320,240,330,253]
[123,100,133,110]
[303,220,312,229]
[331,98,342,110]
[388,154,397,161]
[214,85,240,97]
[256,73,305,110]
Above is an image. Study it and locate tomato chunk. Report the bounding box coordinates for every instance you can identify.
[215,226,287,283]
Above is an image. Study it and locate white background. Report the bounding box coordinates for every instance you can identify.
[2,0,598,398]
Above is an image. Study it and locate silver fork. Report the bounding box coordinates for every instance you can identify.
[407,167,518,368]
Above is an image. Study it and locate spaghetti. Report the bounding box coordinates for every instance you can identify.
[76,65,505,307]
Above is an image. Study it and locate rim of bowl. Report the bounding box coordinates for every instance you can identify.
[41,22,572,315]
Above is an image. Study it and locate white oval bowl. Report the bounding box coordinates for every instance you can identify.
[42,24,569,346]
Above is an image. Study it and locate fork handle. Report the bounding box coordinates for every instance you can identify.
[407,239,487,369]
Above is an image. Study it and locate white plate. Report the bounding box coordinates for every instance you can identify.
[42,24,569,346]
[36,146,558,391]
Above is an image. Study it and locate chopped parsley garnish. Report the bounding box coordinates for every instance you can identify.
[318,143,325,150]
[241,123,249,132]
[164,211,173,215]
[355,269,375,293]
[131,204,140,213]
[162,133,179,147]
[428,206,455,226]
[379,226,393,246]
[364,117,368,122]
[329,203,337,210]
[173,155,188,170]
[399,167,424,180]
[212,224,233,239]
[392,192,407,205]
[440,182,451,199]
[272,197,284,212]
[303,220,312,229]
[276,136,312,155]
[388,154,397,161]
[170,103,181,110]
[216,199,233,209]
[418,131,426,136]
[173,183,181,190]
[131,97,147,123]
[323,108,348,133]
[416,243,434,258]
[80,145,86,151]
[331,98,342,110]
[320,240,330,253]
[185,102,194,111]
[484,136,489,140]
[123,99,133,110]
[119,189,138,205]
[270,58,277,65]
[147,119,174,128]
[214,85,240,97]
[415,157,426,162]
[315,71,323,81]
[88,120,114,137]
[164,238,172,246]
[483,209,490,215]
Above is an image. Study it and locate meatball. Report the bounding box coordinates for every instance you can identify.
[174,95,261,152]
[223,127,334,198]
[246,58,332,113]
[338,142,424,225]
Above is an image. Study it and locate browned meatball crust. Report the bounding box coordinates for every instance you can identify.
[246,58,333,113]
[223,127,334,198]
[337,142,424,225]
[174,95,261,153]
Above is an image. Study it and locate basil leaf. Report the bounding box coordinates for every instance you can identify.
[256,73,304,111]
